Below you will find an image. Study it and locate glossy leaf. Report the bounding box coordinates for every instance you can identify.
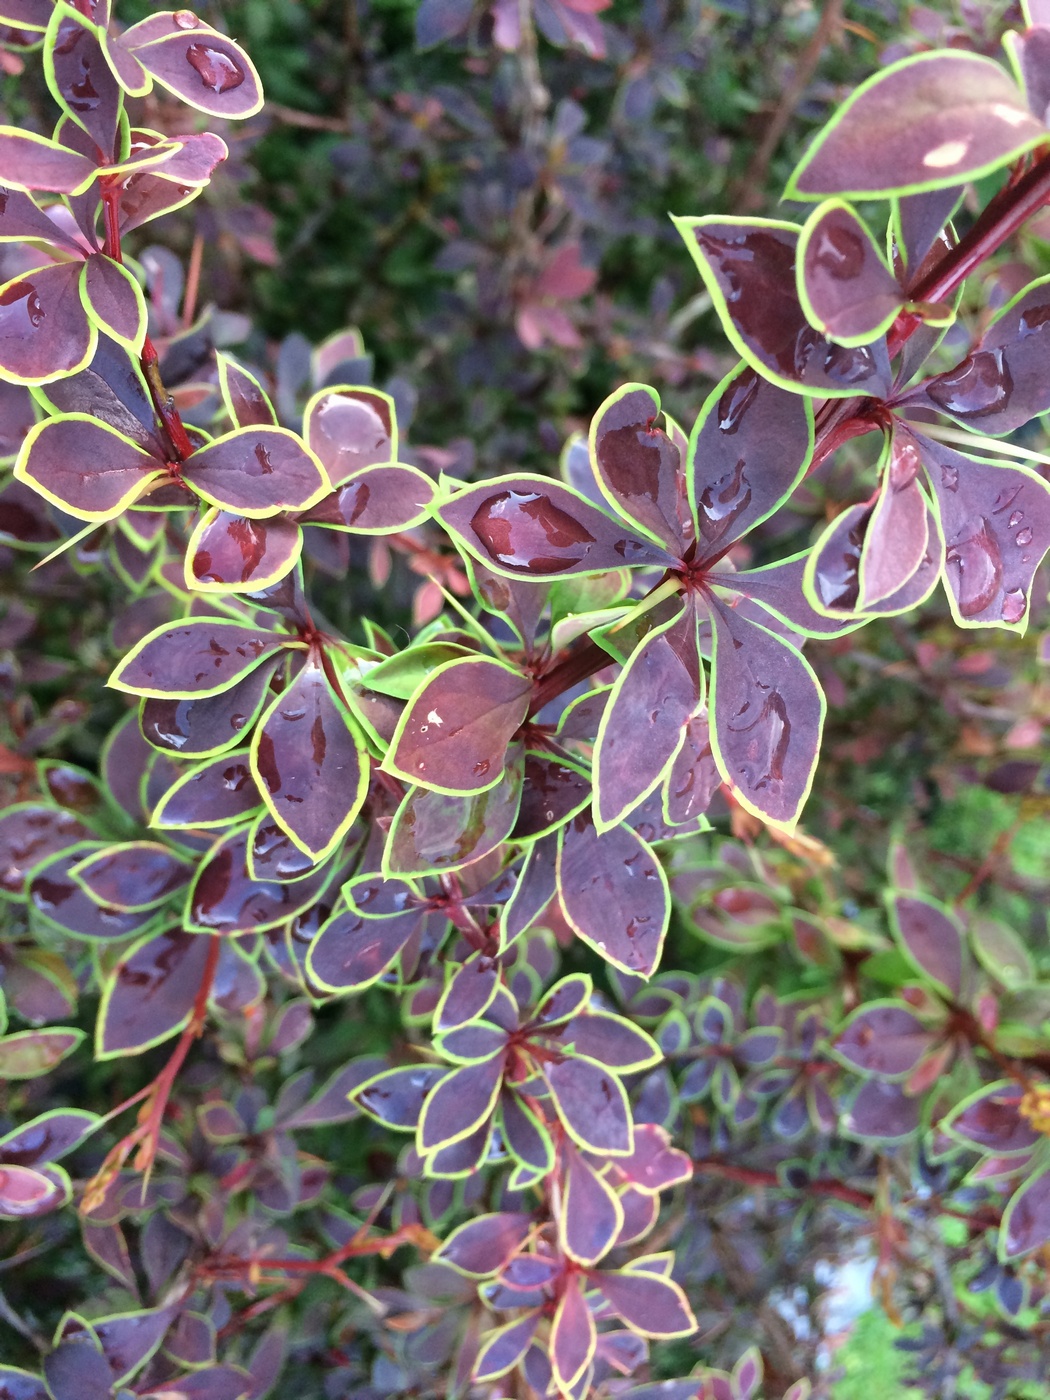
[110,619,284,698]
[181,427,328,517]
[298,463,436,533]
[512,752,590,841]
[385,760,522,876]
[0,804,92,898]
[385,655,531,794]
[858,439,929,609]
[70,842,191,911]
[0,263,95,385]
[350,1064,445,1130]
[97,929,212,1057]
[798,199,903,345]
[560,1144,624,1264]
[0,1164,67,1218]
[29,847,152,940]
[0,1109,98,1167]
[0,127,96,193]
[786,52,1043,198]
[186,510,302,593]
[185,826,339,935]
[544,1052,632,1155]
[557,814,669,977]
[306,903,421,993]
[140,664,276,757]
[216,353,276,428]
[417,1055,505,1152]
[151,751,263,829]
[662,711,721,825]
[707,600,825,828]
[303,386,396,482]
[589,383,688,549]
[16,412,165,520]
[124,21,263,120]
[80,255,146,353]
[438,473,673,578]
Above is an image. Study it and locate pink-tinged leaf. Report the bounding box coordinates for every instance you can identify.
[0,185,81,249]
[858,439,929,608]
[0,1028,83,1078]
[140,665,276,756]
[216,353,276,428]
[186,510,302,593]
[536,241,597,299]
[593,1268,696,1337]
[0,127,96,193]
[182,427,328,517]
[185,826,338,935]
[843,1078,921,1141]
[787,52,1043,198]
[299,463,436,533]
[435,1211,532,1276]
[1001,1167,1050,1259]
[70,841,190,911]
[0,804,91,896]
[45,6,121,158]
[690,363,814,554]
[663,711,720,825]
[475,1311,542,1381]
[16,413,162,519]
[558,815,669,976]
[707,600,825,828]
[561,1145,623,1264]
[418,1055,505,1152]
[152,753,262,829]
[550,1276,596,1392]
[0,262,95,385]
[511,752,589,841]
[890,892,963,996]
[97,928,212,1057]
[943,1081,1039,1154]
[613,1123,691,1194]
[117,157,218,236]
[798,199,903,344]
[110,619,283,698]
[544,1052,632,1155]
[589,383,688,550]
[303,386,396,483]
[385,760,522,876]
[675,217,893,398]
[386,656,531,794]
[0,1108,98,1167]
[80,255,146,351]
[0,1163,67,1217]
[803,501,868,615]
[127,25,263,120]
[594,602,701,830]
[834,1002,932,1078]
[30,848,151,940]
[438,473,673,578]
[306,905,421,992]
[909,427,1050,630]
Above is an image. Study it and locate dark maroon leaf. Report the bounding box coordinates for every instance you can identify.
[707,600,824,827]
[690,363,813,553]
[251,656,367,859]
[593,1267,696,1337]
[306,905,421,992]
[438,474,673,578]
[944,1082,1039,1154]
[386,656,530,793]
[110,619,284,698]
[123,22,262,120]
[544,1052,632,1154]
[594,602,701,830]
[844,1078,921,1141]
[17,413,165,518]
[501,834,558,945]
[1001,1167,1050,1259]
[435,1212,532,1275]
[858,438,930,608]
[418,1055,505,1152]
[0,262,94,384]
[216,354,276,428]
[550,1276,595,1392]
[81,254,145,349]
[303,386,395,483]
[890,892,963,996]
[561,1145,622,1264]
[182,427,328,516]
[0,804,92,896]
[140,664,276,756]
[663,711,721,825]
[118,135,227,235]
[29,847,151,940]
[298,463,435,533]
[0,185,81,248]
[0,127,96,193]
[895,185,961,279]
[589,383,687,549]
[834,1003,932,1078]
[675,218,893,397]
[152,752,263,829]
[558,815,669,976]
[98,928,212,1056]
[186,826,339,935]
[908,427,1050,629]
[799,199,903,344]
[512,752,590,840]
[37,336,164,453]
[385,761,522,875]
[71,842,190,911]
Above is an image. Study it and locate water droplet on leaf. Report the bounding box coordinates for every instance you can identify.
[186,42,246,94]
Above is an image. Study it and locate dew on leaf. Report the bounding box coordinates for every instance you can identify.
[1002,588,1027,624]
[1015,527,1033,547]
[186,42,246,94]
[944,517,1003,617]
[927,348,1012,420]
[173,9,200,27]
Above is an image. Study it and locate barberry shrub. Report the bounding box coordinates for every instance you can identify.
[1,2,1050,1397]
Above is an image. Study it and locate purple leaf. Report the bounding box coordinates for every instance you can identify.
[0,804,91,897]
[97,928,211,1057]
[298,463,436,533]
[0,185,81,248]
[415,0,473,47]
[908,427,1050,629]
[858,437,930,608]
[385,760,522,875]
[303,386,396,483]
[550,1276,596,1392]
[216,354,276,428]
[543,1053,633,1155]
[17,412,164,520]
[124,22,263,120]
[798,199,903,344]
[803,502,868,615]
[117,133,228,234]
[734,553,866,637]
[895,185,962,279]
[843,1079,922,1141]
[786,52,1042,198]
[0,1029,83,1079]
[501,833,558,945]
[110,619,284,698]
[182,427,328,516]
[186,827,340,936]
[547,1011,660,1071]
[251,657,367,860]
[593,1267,696,1337]
[561,1145,623,1264]
[500,1092,553,1173]
[73,1308,173,1385]
[675,217,893,398]
[594,602,701,830]
[0,1368,48,1400]
[81,254,146,350]
[663,711,720,825]
[418,1056,505,1152]
[557,815,669,976]
[141,665,276,757]
[37,337,163,453]
[475,1312,541,1382]
[29,847,151,940]
[707,600,824,827]
[613,1123,692,1194]
[943,1081,1039,1154]
[890,892,963,996]
[43,1337,113,1400]
[589,383,689,550]
[350,1064,445,1130]
[690,363,814,553]
[0,1163,67,1218]
[1001,1167,1050,1259]
[438,473,673,578]
[386,656,531,793]
[306,905,421,992]
[70,842,190,913]
[0,127,96,193]
[435,1211,532,1276]
[0,1109,98,1168]
[152,752,263,829]
[0,262,95,384]
[512,752,590,841]
[834,1002,933,1078]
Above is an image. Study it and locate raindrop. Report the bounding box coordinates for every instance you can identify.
[1009,511,1024,528]
[716,368,760,433]
[173,9,200,27]
[698,456,752,541]
[230,713,246,730]
[471,489,596,571]
[419,724,428,734]
[186,42,246,95]
[1001,588,1027,624]
[889,440,921,492]
[926,348,1012,420]
[1015,527,1034,547]
[811,219,866,281]
[939,463,959,492]
[253,442,274,474]
[473,760,490,777]
[944,517,1003,618]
